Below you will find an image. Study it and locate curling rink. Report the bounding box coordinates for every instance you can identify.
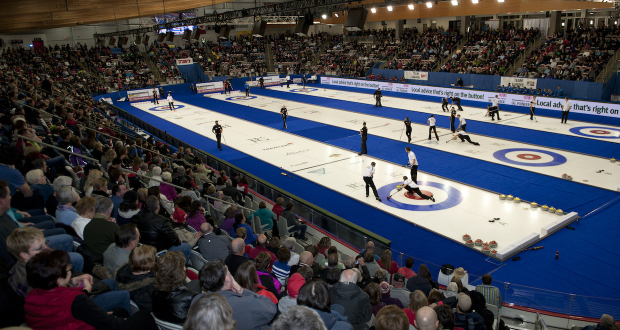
[267,85,620,143]
[211,93,620,191]
[131,100,578,259]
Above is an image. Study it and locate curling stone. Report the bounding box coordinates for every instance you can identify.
[482,246,491,254]
[541,205,549,211]
[555,209,564,215]
[562,173,567,179]
[507,195,514,201]
[462,234,471,241]
[489,249,497,256]
[566,176,573,181]
[611,158,617,163]
[531,202,538,208]
[474,239,483,246]
[466,240,474,246]
[514,197,521,203]
[489,241,498,248]
[548,207,556,212]
[499,194,506,200]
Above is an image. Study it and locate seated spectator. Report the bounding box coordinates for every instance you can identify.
[24,250,157,330]
[373,268,388,284]
[84,170,104,197]
[91,177,110,197]
[6,226,84,298]
[186,200,206,231]
[363,251,381,277]
[71,196,97,240]
[224,238,249,276]
[148,166,162,187]
[443,282,459,308]
[390,273,411,307]
[159,171,178,202]
[103,224,140,274]
[198,222,231,261]
[55,185,80,226]
[278,272,306,313]
[272,197,285,218]
[297,279,353,330]
[25,169,53,204]
[469,291,495,330]
[267,236,281,255]
[254,251,283,299]
[403,290,428,326]
[398,257,417,279]
[582,315,616,330]
[281,202,307,240]
[46,176,73,217]
[235,227,253,255]
[110,184,128,219]
[272,305,327,330]
[83,196,118,258]
[318,236,332,258]
[376,305,410,330]
[475,273,502,310]
[366,282,387,315]
[319,253,341,281]
[377,250,399,275]
[360,241,380,261]
[250,201,277,232]
[379,281,404,308]
[117,190,141,225]
[222,179,244,205]
[284,237,300,266]
[290,250,322,275]
[406,264,434,296]
[234,260,278,304]
[428,289,445,306]
[191,259,277,329]
[230,213,257,244]
[272,247,292,285]
[115,245,157,311]
[130,196,191,260]
[151,251,197,324]
[184,293,237,330]
[416,306,440,330]
[249,234,277,262]
[454,294,485,330]
[219,206,236,234]
[434,304,458,330]
[330,269,372,329]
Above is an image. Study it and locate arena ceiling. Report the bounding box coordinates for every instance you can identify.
[0,0,237,33]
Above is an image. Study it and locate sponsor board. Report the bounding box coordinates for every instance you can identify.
[404,71,429,80]
[256,75,281,86]
[175,58,193,66]
[500,77,537,89]
[320,77,620,118]
[128,88,159,102]
[197,81,224,94]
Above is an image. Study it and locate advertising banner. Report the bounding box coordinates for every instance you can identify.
[175,58,193,66]
[256,76,281,86]
[404,71,429,80]
[196,81,224,94]
[500,77,537,89]
[128,88,158,102]
[320,77,620,118]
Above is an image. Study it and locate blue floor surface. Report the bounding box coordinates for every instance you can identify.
[111,92,620,316]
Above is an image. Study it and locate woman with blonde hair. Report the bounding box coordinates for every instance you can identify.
[116,244,158,311]
[403,290,428,325]
[83,169,103,196]
[378,250,399,275]
[151,251,197,324]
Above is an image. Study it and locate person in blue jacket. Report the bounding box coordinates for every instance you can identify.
[244,80,250,96]
[555,85,563,96]
[506,84,513,93]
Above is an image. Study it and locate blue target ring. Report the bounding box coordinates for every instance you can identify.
[493,148,567,167]
[147,105,185,111]
[226,96,257,101]
[377,181,463,211]
[569,126,620,139]
[290,88,318,93]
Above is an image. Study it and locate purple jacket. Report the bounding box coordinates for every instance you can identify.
[186,212,206,232]
[257,270,282,292]
[159,182,178,202]
[220,217,235,234]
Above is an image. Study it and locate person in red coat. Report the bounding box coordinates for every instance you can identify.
[24,250,157,330]
[377,250,399,275]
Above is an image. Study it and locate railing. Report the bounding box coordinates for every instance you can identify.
[107,102,392,254]
[597,48,620,85]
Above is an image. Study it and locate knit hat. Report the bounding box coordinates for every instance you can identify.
[380,281,391,295]
[287,273,305,298]
[123,190,138,204]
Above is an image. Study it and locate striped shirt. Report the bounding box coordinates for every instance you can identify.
[475,284,502,309]
[272,261,291,285]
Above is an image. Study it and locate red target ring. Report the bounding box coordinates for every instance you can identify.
[589,130,611,135]
[404,190,434,200]
[517,154,542,160]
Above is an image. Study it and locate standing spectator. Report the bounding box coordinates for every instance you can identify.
[330,269,373,329]
[475,274,502,310]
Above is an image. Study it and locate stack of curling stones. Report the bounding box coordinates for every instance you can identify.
[499,195,563,215]
[562,173,573,180]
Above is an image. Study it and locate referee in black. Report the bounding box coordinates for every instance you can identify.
[451,96,463,111]
[359,122,368,156]
[374,88,383,107]
[280,105,288,129]
[302,75,307,88]
[441,97,449,112]
[363,162,381,201]
[212,121,223,151]
[449,106,457,133]
[152,88,158,104]
[404,117,412,143]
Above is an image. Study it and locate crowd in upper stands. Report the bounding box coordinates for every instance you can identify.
[513,25,620,81]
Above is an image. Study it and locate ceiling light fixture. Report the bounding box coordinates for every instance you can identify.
[322,14,327,19]
[387,5,393,11]
[426,1,433,8]
[334,13,339,17]
[371,7,377,13]
[472,0,479,3]
[451,0,458,5]
[408,4,414,9]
